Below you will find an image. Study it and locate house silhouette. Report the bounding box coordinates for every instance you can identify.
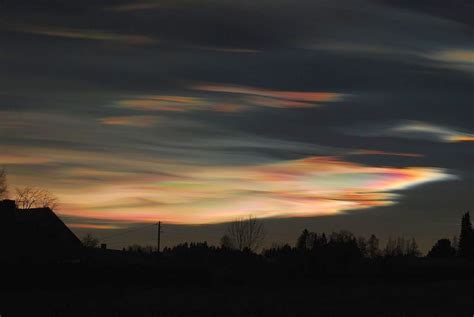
[0,199,82,263]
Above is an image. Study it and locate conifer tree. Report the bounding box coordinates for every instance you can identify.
[459,212,474,259]
[296,229,309,250]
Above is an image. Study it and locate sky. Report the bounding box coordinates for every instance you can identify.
[1,0,473,250]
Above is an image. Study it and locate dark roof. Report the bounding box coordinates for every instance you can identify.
[16,207,82,246]
[0,200,82,263]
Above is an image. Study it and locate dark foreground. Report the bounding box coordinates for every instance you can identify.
[1,280,473,316]
[0,260,473,317]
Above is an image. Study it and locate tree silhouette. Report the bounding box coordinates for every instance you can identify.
[81,233,100,248]
[296,229,310,251]
[0,168,7,199]
[384,237,397,257]
[384,236,420,257]
[395,237,405,257]
[225,216,266,252]
[427,239,456,258]
[326,231,362,264]
[458,212,474,259]
[367,234,380,258]
[406,237,421,257]
[126,244,154,253]
[452,235,458,252]
[220,234,234,249]
[357,236,368,258]
[15,187,59,210]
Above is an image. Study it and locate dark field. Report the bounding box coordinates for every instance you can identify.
[1,279,473,316]
[1,258,473,317]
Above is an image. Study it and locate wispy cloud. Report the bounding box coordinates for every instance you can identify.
[117,84,346,114]
[193,84,345,107]
[392,121,474,143]
[117,95,205,112]
[351,149,423,158]
[99,115,160,127]
[308,42,412,56]
[117,88,342,113]
[246,96,313,109]
[0,153,52,165]
[448,136,474,142]
[6,24,156,45]
[68,223,121,230]
[109,2,164,12]
[425,49,474,72]
[347,121,474,144]
[194,46,261,54]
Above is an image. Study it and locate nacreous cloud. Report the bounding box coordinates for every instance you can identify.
[99,116,160,127]
[392,121,474,143]
[193,84,345,108]
[117,96,206,112]
[425,49,474,72]
[51,156,453,225]
[348,121,474,143]
[116,84,345,113]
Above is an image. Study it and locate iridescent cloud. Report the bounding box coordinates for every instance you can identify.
[246,96,314,109]
[0,154,52,165]
[449,136,474,142]
[392,121,474,143]
[0,114,456,227]
[193,84,344,106]
[99,115,160,127]
[351,149,423,158]
[68,223,121,230]
[117,85,345,114]
[426,49,474,72]
[117,88,342,113]
[117,95,205,112]
[36,155,452,225]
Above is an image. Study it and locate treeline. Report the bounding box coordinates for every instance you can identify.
[103,212,474,284]
[5,212,473,291]
[77,211,474,285]
[120,211,473,262]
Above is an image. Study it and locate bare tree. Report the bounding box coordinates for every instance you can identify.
[81,233,100,248]
[0,168,8,199]
[357,236,368,258]
[220,234,234,249]
[15,187,59,210]
[36,189,59,210]
[406,237,421,257]
[225,216,266,252]
[384,236,396,257]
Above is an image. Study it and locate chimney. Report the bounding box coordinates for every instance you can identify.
[0,199,16,221]
[0,199,16,210]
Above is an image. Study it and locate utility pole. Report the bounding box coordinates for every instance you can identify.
[157,221,161,253]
